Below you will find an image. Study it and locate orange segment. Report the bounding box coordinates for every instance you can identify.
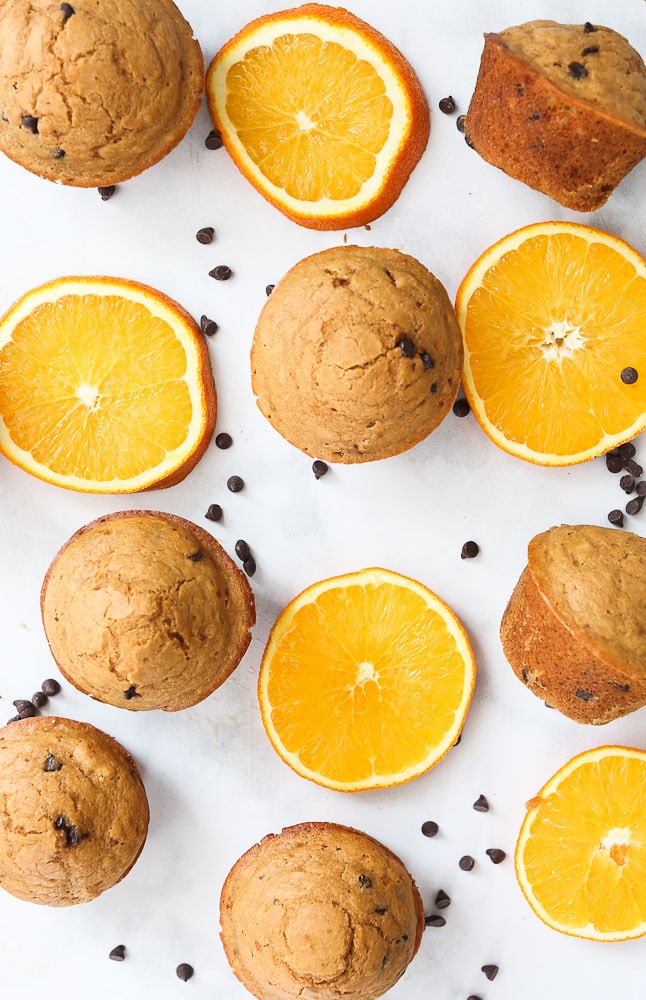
[456,222,646,465]
[515,746,646,941]
[258,567,475,792]
[206,4,429,229]
[0,277,216,492]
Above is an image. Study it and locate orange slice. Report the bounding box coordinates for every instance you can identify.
[455,222,646,465]
[205,3,429,230]
[0,277,216,492]
[515,746,646,941]
[258,567,475,792]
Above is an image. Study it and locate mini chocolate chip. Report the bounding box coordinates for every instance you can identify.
[52,147,65,159]
[430,382,438,394]
[425,914,446,927]
[243,555,256,577]
[21,115,38,133]
[581,45,599,55]
[626,496,644,516]
[205,129,223,149]
[439,96,457,114]
[584,21,597,32]
[522,668,529,683]
[209,265,232,281]
[227,475,244,493]
[575,689,594,702]
[452,398,471,417]
[124,685,141,700]
[568,61,588,79]
[420,352,435,370]
[608,509,624,527]
[624,459,643,478]
[456,115,466,133]
[473,794,489,812]
[32,691,48,708]
[109,945,126,962]
[200,315,218,337]
[98,186,116,201]
[205,503,223,522]
[459,855,475,871]
[215,432,232,449]
[486,848,506,864]
[176,964,194,982]
[619,442,636,459]
[359,874,373,888]
[312,459,329,479]
[375,906,388,915]
[482,965,499,981]
[605,452,624,473]
[187,551,204,562]
[620,367,638,384]
[235,539,251,561]
[637,482,646,497]
[196,226,214,245]
[13,699,35,713]
[44,754,63,772]
[42,678,61,696]
[620,474,635,493]
[60,3,75,22]
[612,682,630,692]
[461,541,479,560]
[18,704,37,719]
[397,336,415,358]
[434,889,451,909]
[421,820,439,837]
[265,284,275,296]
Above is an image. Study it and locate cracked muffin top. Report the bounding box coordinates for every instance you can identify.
[251,245,463,464]
[0,715,149,906]
[0,0,204,186]
[40,510,255,712]
[220,822,424,1000]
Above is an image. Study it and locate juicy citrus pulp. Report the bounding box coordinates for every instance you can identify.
[206,4,429,229]
[0,277,216,492]
[456,222,646,465]
[515,746,646,941]
[258,567,475,791]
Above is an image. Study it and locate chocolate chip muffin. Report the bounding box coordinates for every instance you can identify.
[0,0,204,186]
[465,21,646,211]
[41,510,255,711]
[251,246,463,463]
[0,716,149,906]
[220,822,424,1000]
[501,524,646,724]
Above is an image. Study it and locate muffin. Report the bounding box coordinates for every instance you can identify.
[41,510,256,711]
[220,822,424,1000]
[501,524,646,724]
[0,716,149,906]
[465,21,646,211]
[251,246,463,463]
[0,0,204,186]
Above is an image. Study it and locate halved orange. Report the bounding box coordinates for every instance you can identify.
[205,4,429,230]
[258,567,475,792]
[0,277,216,492]
[456,222,646,465]
[515,746,646,941]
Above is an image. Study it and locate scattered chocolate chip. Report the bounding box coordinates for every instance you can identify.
[227,475,244,493]
[265,284,275,296]
[242,555,256,577]
[17,704,37,719]
[473,794,489,812]
[235,539,251,561]
[430,382,438,394]
[456,115,466,133]
[464,133,475,149]
[124,685,141,700]
[486,848,506,864]
[621,367,639,384]
[459,855,475,871]
[215,432,232,449]
[575,689,594,702]
[439,96,457,114]
[624,459,643,478]
[608,509,624,527]
[605,452,624,473]
[619,442,636,459]
[420,352,435,370]
[209,265,232,281]
[21,115,38,133]
[42,678,61,696]
[60,3,75,21]
[581,45,599,55]
[98,186,116,201]
[461,541,479,560]
[583,21,597,32]
[359,874,373,888]
[44,754,63,772]
[205,129,223,150]
[312,459,329,479]
[482,965,499,981]
[205,503,223,522]
[109,945,126,962]
[397,336,415,358]
[6,715,20,724]
[176,963,194,982]
[467,996,483,1000]
[52,147,65,159]
[637,482,646,497]
[620,474,635,493]
[200,315,218,336]
[626,496,644,516]
[425,914,446,927]
[196,226,214,245]
[187,551,204,562]
[13,699,35,714]
[32,691,48,708]
[452,398,471,417]
[434,889,451,909]
[612,682,630,692]
[568,61,588,79]
[454,733,462,746]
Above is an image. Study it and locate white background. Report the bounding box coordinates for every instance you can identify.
[1,1,645,998]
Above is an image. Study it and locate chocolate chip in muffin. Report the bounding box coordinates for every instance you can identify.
[568,61,588,79]
[612,682,630,692]
[439,96,457,114]
[187,551,204,562]
[312,459,329,479]
[98,186,116,201]
[60,3,75,23]
[430,382,438,394]
[44,754,63,772]
[176,963,194,982]
[621,367,639,385]
[358,874,373,889]
[52,147,65,159]
[583,21,597,33]
[473,794,489,812]
[215,432,232,449]
[420,351,435,370]
[124,685,141,701]
[21,115,38,134]
[205,129,223,150]
[265,284,275,296]
[209,265,232,281]
[397,336,415,358]
[109,945,126,962]
[581,46,599,56]
[196,227,215,245]
[575,689,594,702]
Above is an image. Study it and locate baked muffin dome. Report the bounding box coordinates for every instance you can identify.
[220,822,424,1000]
[0,716,149,906]
[465,21,646,211]
[0,0,204,186]
[41,510,255,711]
[501,524,646,724]
[251,246,463,463]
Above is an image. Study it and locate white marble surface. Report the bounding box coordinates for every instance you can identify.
[1,1,645,997]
